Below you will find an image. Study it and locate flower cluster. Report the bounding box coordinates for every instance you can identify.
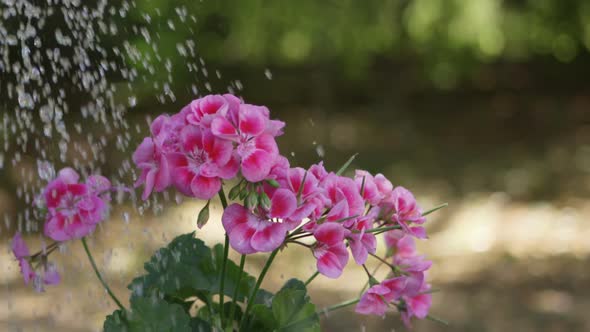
[132,94,283,200]
[12,168,112,291]
[134,94,438,327]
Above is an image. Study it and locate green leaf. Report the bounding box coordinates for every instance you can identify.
[245,278,320,332]
[128,233,217,301]
[189,318,213,332]
[129,233,255,304]
[272,290,319,331]
[104,297,192,332]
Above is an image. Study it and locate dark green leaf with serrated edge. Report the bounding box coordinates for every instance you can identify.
[104,297,191,332]
[128,233,255,303]
[244,278,320,332]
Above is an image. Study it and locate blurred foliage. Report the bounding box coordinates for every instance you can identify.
[115,0,590,88]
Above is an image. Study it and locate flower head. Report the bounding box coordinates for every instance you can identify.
[42,168,110,241]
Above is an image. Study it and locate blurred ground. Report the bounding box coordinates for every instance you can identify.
[2,190,589,332]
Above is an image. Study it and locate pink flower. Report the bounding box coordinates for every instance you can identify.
[348,215,377,265]
[222,203,291,254]
[356,277,407,316]
[185,94,239,128]
[382,186,427,238]
[167,126,239,199]
[355,170,393,206]
[401,283,433,328]
[211,104,281,182]
[11,233,35,285]
[42,168,110,241]
[322,174,365,225]
[312,223,350,278]
[276,167,328,224]
[11,233,60,291]
[133,137,171,200]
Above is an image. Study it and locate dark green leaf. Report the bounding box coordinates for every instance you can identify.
[104,297,192,332]
[245,278,320,332]
[189,318,213,332]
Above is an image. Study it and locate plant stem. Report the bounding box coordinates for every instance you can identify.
[304,270,319,286]
[365,224,402,234]
[318,298,360,316]
[81,237,125,311]
[422,202,448,216]
[228,254,246,329]
[241,249,279,329]
[218,188,229,328]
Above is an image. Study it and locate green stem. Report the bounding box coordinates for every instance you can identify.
[365,224,402,234]
[304,270,320,286]
[422,202,448,216]
[218,188,229,328]
[241,249,279,328]
[228,254,246,329]
[318,298,360,316]
[81,237,125,311]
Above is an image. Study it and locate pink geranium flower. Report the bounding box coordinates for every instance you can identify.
[11,232,35,285]
[347,214,377,265]
[401,283,433,328]
[222,201,292,254]
[355,277,407,316]
[167,126,239,199]
[43,168,110,241]
[382,186,427,238]
[11,233,61,292]
[185,94,240,128]
[322,174,365,226]
[211,103,281,182]
[274,167,328,225]
[133,137,171,200]
[355,170,393,206]
[312,223,350,278]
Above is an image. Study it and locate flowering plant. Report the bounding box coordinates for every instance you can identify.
[12,94,447,331]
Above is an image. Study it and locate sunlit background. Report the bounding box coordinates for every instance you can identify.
[1,0,590,331]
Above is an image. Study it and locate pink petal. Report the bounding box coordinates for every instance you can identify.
[238,104,267,137]
[211,116,238,140]
[86,175,111,193]
[11,233,30,258]
[153,155,171,192]
[227,223,257,254]
[314,223,347,246]
[180,125,204,153]
[269,189,297,219]
[171,166,194,196]
[57,167,80,184]
[43,266,61,285]
[241,149,274,182]
[316,250,346,278]
[222,204,250,234]
[408,293,432,319]
[19,259,36,285]
[44,215,69,241]
[190,175,221,200]
[251,222,286,252]
[142,168,157,200]
[133,138,155,164]
[253,134,279,155]
[215,153,240,180]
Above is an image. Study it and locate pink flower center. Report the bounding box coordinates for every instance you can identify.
[236,138,256,159]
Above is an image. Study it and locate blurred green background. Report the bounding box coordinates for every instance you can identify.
[1,0,590,331]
